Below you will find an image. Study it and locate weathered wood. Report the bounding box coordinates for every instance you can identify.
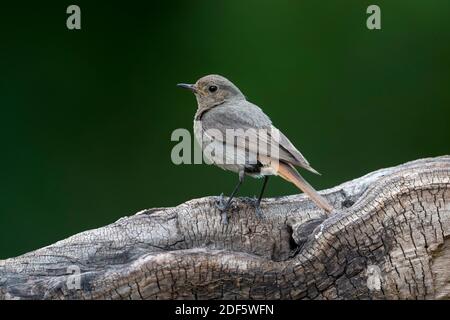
[0,156,449,300]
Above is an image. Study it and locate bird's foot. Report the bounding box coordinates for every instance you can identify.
[244,196,264,219]
[215,193,229,211]
[215,193,230,224]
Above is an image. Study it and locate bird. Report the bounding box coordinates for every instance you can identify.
[177,74,333,223]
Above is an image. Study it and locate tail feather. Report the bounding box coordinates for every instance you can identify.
[276,162,333,213]
[303,164,321,175]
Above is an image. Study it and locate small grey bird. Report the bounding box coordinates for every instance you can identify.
[178,74,333,222]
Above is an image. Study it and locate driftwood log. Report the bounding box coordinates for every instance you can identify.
[0,156,449,300]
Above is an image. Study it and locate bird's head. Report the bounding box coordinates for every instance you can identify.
[177,74,245,109]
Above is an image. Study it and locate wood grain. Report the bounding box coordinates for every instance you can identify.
[1,156,449,300]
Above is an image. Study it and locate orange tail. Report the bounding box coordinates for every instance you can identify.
[277,162,334,213]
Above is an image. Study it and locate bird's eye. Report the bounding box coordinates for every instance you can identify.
[208,85,218,93]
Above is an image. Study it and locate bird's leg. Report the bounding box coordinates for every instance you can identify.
[254,176,269,218]
[216,171,244,211]
[216,193,226,209]
[215,171,245,224]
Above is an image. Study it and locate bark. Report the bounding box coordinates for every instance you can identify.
[0,156,449,300]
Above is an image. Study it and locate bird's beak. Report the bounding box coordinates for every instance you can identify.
[177,83,197,93]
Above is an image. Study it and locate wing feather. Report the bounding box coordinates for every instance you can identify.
[200,101,320,174]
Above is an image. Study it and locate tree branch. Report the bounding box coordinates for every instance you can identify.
[1,156,449,300]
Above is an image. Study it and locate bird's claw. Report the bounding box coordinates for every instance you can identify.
[215,193,228,211]
[215,193,230,224]
[246,196,264,219]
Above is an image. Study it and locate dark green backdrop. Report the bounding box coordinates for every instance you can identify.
[1,1,449,258]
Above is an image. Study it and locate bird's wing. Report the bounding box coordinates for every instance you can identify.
[201,101,272,132]
[271,126,320,174]
[200,101,319,174]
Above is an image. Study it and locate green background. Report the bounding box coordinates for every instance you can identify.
[1,1,449,259]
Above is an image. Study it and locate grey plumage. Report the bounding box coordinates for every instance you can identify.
[178,74,333,215]
[197,93,319,176]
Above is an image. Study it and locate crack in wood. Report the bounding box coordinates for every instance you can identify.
[0,156,449,300]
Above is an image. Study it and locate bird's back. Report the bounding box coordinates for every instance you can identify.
[201,100,272,131]
[195,99,318,174]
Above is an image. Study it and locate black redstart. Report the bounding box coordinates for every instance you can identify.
[178,75,333,223]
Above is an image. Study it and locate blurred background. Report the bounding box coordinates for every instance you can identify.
[0,1,449,259]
